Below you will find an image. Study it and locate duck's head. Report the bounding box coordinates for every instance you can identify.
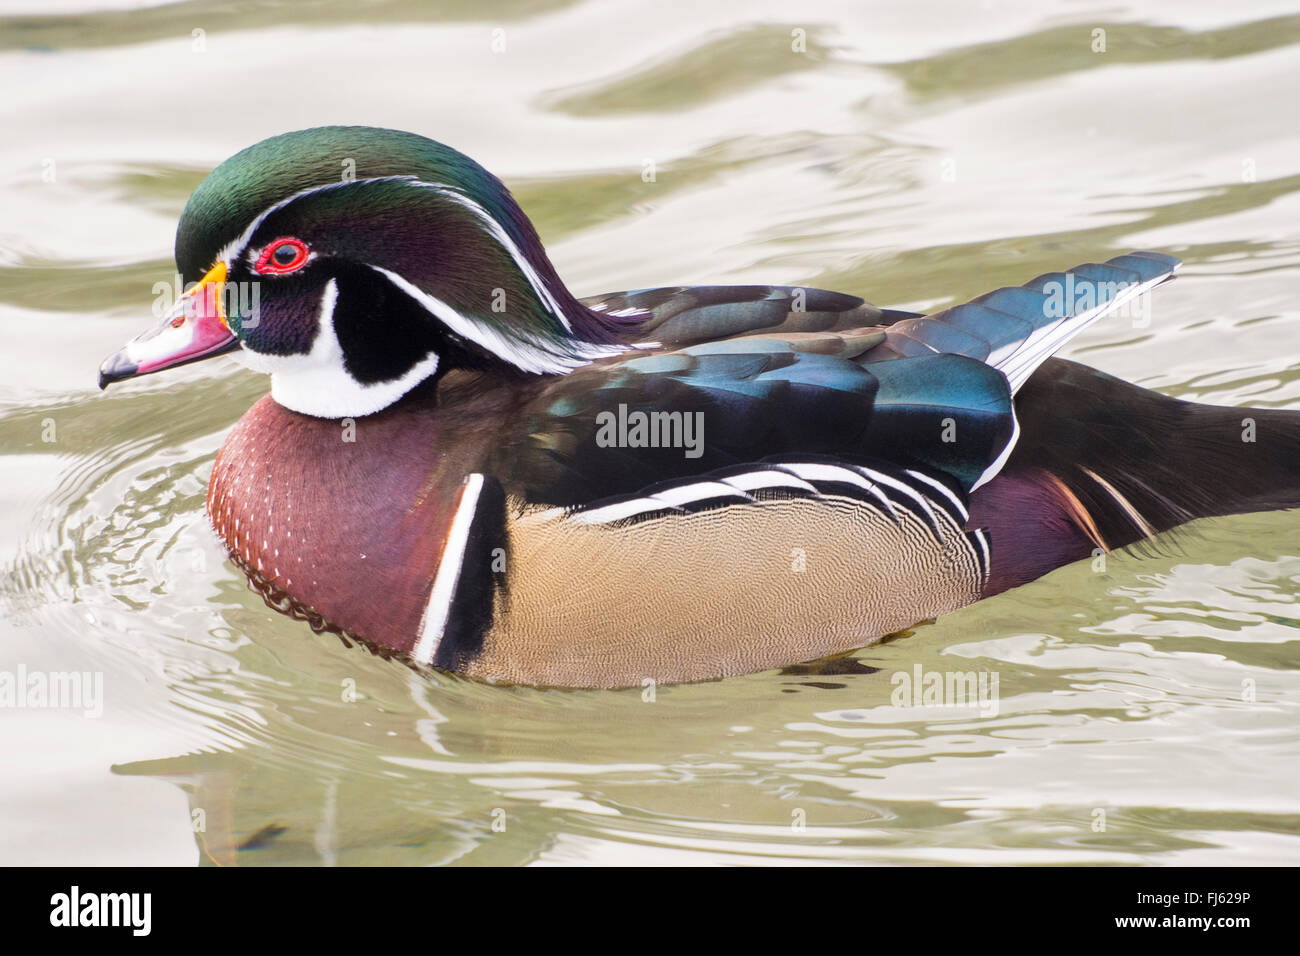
[99,126,631,417]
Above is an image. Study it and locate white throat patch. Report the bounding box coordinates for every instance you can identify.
[233,278,441,418]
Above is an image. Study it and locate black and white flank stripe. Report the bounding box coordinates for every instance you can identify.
[552,458,991,581]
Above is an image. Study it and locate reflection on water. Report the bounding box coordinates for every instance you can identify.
[2,0,1298,865]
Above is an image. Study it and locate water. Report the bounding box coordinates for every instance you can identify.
[2,0,1299,865]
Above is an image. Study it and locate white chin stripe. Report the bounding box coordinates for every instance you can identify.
[270,353,441,419]
[213,175,629,393]
[243,279,442,418]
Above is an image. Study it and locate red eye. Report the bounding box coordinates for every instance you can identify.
[255,237,310,275]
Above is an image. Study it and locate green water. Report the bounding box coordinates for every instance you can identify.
[1,0,1298,865]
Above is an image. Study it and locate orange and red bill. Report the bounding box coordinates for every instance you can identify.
[98,262,238,389]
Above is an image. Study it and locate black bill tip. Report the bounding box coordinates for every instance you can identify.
[97,351,138,390]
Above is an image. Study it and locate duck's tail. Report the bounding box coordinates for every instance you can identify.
[970,357,1300,595]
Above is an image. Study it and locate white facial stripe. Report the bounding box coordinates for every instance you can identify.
[371,265,623,374]
[239,278,441,418]
[411,182,571,330]
[215,175,418,267]
[413,473,486,665]
[216,176,573,334]
[233,279,341,377]
[215,175,631,415]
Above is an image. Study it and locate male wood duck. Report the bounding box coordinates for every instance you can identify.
[99,126,1300,689]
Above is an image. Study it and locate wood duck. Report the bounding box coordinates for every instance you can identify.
[99,126,1300,689]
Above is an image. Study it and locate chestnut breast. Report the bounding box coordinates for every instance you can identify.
[206,389,484,654]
